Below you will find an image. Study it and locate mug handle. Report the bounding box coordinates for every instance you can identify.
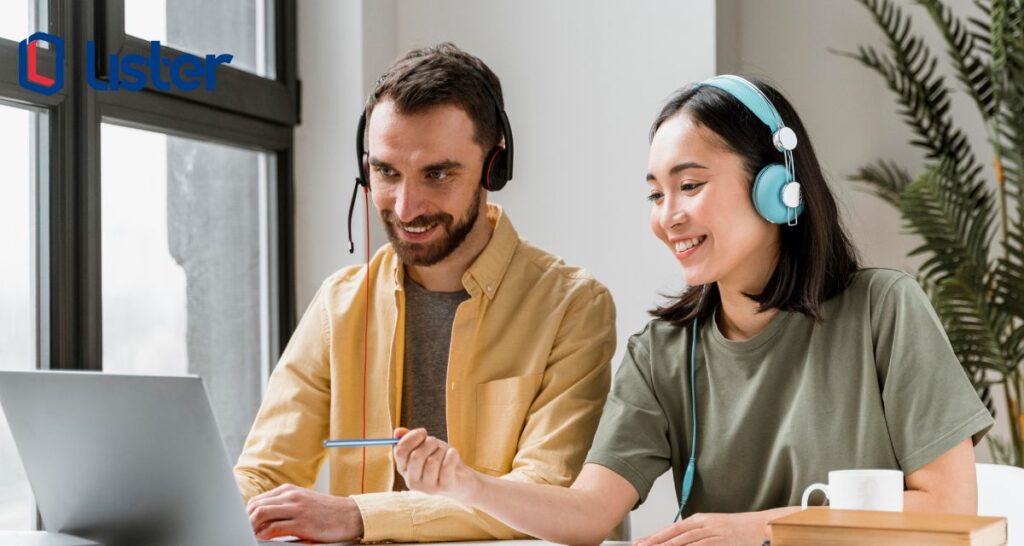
[800,483,829,509]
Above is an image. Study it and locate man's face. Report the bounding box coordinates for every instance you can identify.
[366,100,487,266]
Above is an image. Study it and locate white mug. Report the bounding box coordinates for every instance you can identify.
[800,469,904,511]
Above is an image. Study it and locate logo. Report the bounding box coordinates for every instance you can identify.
[18,33,233,94]
[19,32,64,95]
[86,41,234,91]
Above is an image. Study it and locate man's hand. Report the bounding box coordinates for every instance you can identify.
[393,427,481,502]
[247,484,364,542]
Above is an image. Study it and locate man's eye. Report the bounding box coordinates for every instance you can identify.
[375,166,396,177]
[427,171,449,181]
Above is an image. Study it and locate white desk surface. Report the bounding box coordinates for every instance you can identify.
[0,532,102,546]
[0,533,630,546]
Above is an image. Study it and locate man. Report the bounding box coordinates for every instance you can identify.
[236,43,616,543]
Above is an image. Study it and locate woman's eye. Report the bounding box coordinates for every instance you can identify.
[680,181,705,192]
[646,192,663,203]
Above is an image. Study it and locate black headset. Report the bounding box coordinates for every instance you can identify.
[347,66,515,254]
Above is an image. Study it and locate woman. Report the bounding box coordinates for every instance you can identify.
[391,75,994,546]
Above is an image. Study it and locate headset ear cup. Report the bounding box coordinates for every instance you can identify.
[751,163,804,224]
[360,153,370,187]
[482,148,508,191]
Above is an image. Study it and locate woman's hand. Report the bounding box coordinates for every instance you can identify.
[632,511,776,546]
[393,427,481,502]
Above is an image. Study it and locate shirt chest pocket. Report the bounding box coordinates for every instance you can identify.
[473,374,543,474]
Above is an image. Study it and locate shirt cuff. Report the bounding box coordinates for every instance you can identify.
[351,492,415,543]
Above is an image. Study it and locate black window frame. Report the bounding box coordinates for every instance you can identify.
[0,0,298,496]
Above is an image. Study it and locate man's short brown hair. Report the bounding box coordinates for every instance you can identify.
[364,42,504,151]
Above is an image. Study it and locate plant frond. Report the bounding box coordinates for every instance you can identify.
[848,0,987,193]
[899,163,996,283]
[849,160,913,206]
[914,0,997,119]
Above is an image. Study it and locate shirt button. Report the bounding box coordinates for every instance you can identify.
[450,382,456,391]
[486,285,493,293]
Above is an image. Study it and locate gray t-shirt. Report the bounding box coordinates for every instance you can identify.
[585,268,993,515]
[400,276,469,442]
[394,277,469,491]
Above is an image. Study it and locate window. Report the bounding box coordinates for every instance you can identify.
[102,124,275,461]
[0,0,298,530]
[0,1,45,43]
[125,0,275,78]
[0,103,44,530]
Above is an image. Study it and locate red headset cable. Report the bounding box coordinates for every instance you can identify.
[360,185,370,495]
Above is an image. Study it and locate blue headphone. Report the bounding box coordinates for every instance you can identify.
[695,75,805,226]
[672,76,804,522]
[674,317,700,522]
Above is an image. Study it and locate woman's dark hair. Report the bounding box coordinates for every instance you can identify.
[649,77,861,324]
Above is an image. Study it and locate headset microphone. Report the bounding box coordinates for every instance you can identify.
[347,178,367,254]
[348,112,370,254]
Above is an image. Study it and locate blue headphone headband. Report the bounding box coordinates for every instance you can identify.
[701,75,784,132]
[693,75,805,226]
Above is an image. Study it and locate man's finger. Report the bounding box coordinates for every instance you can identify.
[406,441,444,485]
[406,437,438,470]
[394,428,428,461]
[247,489,291,516]
[248,503,294,529]
[254,519,297,541]
[440,447,462,482]
[420,443,446,487]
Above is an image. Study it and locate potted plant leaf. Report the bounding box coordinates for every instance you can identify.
[838,0,1024,466]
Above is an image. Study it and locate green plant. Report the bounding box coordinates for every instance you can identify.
[837,0,1024,466]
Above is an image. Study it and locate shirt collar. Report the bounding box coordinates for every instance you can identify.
[462,203,519,299]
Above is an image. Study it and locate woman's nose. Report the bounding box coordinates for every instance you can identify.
[659,195,688,231]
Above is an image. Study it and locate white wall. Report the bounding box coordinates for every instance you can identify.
[724,0,1006,463]
[294,1,367,306]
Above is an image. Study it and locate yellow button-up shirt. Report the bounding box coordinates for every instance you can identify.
[235,204,616,542]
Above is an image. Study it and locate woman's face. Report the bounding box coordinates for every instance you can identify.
[647,112,780,289]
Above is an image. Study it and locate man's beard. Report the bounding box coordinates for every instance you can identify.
[380,188,482,267]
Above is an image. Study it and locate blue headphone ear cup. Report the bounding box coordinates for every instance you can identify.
[752,163,804,224]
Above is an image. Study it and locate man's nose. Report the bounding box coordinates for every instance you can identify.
[393,181,426,223]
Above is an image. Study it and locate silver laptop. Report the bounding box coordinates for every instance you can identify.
[0,370,348,546]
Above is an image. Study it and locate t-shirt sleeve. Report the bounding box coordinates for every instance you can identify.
[584,330,672,507]
[872,273,995,474]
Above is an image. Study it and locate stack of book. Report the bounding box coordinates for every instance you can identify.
[769,507,1007,545]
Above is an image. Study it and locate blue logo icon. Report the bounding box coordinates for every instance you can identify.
[19,32,65,95]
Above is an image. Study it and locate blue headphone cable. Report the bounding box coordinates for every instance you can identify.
[673,316,699,522]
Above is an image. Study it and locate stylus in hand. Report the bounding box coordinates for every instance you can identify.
[323,437,399,448]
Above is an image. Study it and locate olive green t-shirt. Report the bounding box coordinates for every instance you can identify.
[585,268,993,516]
